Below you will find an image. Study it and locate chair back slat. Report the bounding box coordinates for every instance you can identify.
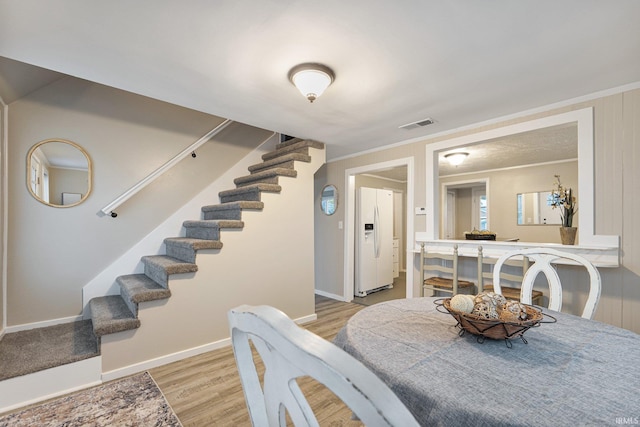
[229,305,420,426]
[492,248,601,319]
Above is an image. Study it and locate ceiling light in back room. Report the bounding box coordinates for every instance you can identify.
[444,152,469,166]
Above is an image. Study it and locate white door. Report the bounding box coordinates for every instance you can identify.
[445,191,456,239]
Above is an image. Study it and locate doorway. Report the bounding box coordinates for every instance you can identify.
[441,179,489,238]
[344,158,415,302]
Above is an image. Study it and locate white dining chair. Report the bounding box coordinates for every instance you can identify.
[477,246,544,306]
[421,243,475,297]
[492,248,601,319]
[228,304,420,427]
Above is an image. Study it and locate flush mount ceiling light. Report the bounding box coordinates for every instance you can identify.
[444,152,469,166]
[288,63,335,103]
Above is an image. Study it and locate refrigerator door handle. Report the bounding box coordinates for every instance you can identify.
[374,205,380,258]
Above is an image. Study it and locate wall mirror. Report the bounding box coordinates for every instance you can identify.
[27,139,92,208]
[425,108,618,247]
[321,184,338,215]
[517,191,562,225]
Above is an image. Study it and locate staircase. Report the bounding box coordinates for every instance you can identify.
[89,138,323,339]
[0,138,324,412]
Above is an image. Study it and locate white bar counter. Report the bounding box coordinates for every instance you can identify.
[414,233,620,267]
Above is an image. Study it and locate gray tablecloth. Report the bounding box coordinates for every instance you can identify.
[334,297,640,427]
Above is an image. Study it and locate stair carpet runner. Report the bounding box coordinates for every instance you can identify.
[89,139,324,338]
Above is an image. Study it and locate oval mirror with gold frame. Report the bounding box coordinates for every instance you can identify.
[27,139,92,208]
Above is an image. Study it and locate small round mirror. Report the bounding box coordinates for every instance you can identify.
[27,139,92,208]
[321,184,338,215]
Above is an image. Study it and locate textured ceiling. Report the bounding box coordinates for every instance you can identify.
[366,122,577,183]
[0,1,638,161]
[438,123,577,176]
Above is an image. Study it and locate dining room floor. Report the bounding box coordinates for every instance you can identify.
[353,272,406,306]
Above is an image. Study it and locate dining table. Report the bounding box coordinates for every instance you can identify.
[333,297,640,427]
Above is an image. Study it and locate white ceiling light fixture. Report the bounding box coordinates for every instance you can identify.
[288,63,335,103]
[444,152,469,166]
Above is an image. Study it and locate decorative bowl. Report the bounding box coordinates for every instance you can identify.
[436,298,554,346]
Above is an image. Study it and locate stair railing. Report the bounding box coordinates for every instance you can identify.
[99,119,233,217]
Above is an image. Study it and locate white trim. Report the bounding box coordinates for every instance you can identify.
[1,101,7,332]
[101,311,319,383]
[102,338,232,382]
[4,314,83,333]
[440,158,578,179]
[359,173,407,184]
[344,157,415,302]
[425,108,618,248]
[414,237,619,268]
[441,178,490,236]
[329,81,640,163]
[295,313,318,324]
[314,288,348,302]
[0,356,102,413]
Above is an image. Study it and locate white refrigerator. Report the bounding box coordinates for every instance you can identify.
[355,187,394,297]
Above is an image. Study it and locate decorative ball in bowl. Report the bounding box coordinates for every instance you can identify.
[436,292,551,345]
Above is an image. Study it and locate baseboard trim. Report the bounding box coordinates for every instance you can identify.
[101,311,319,382]
[295,313,318,325]
[101,338,232,382]
[5,315,84,334]
[0,356,102,413]
[315,289,348,302]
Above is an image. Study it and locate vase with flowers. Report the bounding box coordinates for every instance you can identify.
[549,174,577,245]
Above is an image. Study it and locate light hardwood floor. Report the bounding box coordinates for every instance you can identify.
[149,295,366,427]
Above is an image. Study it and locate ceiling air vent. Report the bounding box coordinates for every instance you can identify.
[399,117,436,130]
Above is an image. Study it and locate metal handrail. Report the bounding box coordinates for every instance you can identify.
[99,119,233,217]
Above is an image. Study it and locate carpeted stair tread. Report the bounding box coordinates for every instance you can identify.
[164,237,224,262]
[182,219,244,229]
[0,320,99,381]
[275,137,304,150]
[234,167,297,187]
[141,255,198,289]
[201,201,264,220]
[164,237,224,251]
[219,183,281,203]
[117,274,172,305]
[141,255,199,275]
[262,140,325,161]
[182,220,244,241]
[248,152,311,173]
[89,295,141,337]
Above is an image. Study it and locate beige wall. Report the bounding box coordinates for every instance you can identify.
[441,160,578,243]
[48,167,87,206]
[101,149,323,374]
[315,88,640,333]
[7,77,270,326]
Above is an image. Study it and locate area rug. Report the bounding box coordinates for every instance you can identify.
[0,372,182,426]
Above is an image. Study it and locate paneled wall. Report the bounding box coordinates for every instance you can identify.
[315,88,640,333]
